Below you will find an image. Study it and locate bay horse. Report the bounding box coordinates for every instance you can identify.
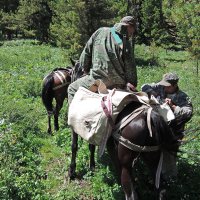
[68,101,178,199]
[42,59,83,134]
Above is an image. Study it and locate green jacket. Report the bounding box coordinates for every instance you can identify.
[141,83,193,123]
[79,23,137,87]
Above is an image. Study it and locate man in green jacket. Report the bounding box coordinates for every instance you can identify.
[141,72,193,136]
[68,16,137,104]
[142,72,193,181]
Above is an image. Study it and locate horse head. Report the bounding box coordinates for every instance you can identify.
[70,58,84,82]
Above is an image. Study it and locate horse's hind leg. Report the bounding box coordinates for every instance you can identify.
[119,145,139,200]
[54,96,65,131]
[68,129,78,179]
[45,99,54,134]
[47,114,52,134]
[142,152,167,200]
[121,165,139,200]
[89,144,95,171]
[54,103,61,131]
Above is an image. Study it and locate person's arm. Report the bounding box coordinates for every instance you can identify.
[123,39,137,88]
[171,93,193,123]
[141,83,161,97]
[79,30,99,74]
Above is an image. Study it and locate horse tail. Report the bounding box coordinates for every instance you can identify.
[42,74,54,113]
[151,110,173,143]
[150,109,178,152]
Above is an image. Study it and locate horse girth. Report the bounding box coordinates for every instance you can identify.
[112,105,160,152]
[113,132,160,152]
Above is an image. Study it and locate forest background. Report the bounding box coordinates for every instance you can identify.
[0,0,200,199]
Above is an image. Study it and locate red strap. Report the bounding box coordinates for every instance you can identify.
[101,96,115,128]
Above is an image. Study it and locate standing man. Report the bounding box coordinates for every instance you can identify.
[68,16,138,104]
[142,72,193,180]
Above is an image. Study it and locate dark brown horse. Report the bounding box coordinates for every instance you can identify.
[42,59,82,134]
[68,101,178,199]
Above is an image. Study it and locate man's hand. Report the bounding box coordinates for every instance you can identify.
[126,83,138,92]
[165,98,176,111]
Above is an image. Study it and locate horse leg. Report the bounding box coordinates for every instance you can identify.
[44,96,54,134]
[54,96,64,131]
[119,145,139,200]
[89,144,95,171]
[121,165,139,200]
[142,152,167,200]
[54,103,61,131]
[107,137,121,183]
[68,130,78,179]
[47,111,54,134]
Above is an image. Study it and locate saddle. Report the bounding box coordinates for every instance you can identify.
[68,80,175,155]
[68,80,150,152]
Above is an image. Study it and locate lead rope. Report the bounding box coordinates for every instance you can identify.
[147,106,153,137]
[155,151,163,189]
[99,89,115,157]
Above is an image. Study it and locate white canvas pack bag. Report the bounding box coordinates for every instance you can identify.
[68,86,109,146]
[150,95,175,122]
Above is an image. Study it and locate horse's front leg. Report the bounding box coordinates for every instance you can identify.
[68,129,78,179]
[89,144,95,171]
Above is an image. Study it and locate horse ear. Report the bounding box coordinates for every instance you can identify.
[70,58,76,66]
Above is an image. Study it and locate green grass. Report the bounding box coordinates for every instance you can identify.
[0,39,200,200]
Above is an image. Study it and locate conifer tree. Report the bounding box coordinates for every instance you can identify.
[78,0,117,44]
[0,0,19,39]
[16,0,52,42]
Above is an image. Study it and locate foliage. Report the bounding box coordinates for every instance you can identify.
[49,0,83,58]
[0,129,49,200]
[16,0,52,41]
[0,40,200,200]
[163,0,200,52]
[1,0,199,55]
[78,0,117,44]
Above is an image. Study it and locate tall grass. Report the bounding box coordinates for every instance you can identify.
[0,40,199,200]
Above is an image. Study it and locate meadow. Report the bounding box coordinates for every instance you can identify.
[0,40,199,200]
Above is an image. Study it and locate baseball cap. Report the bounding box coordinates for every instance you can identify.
[159,72,179,86]
[120,16,136,26]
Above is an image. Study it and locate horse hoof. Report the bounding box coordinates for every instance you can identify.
[55,126,59,131]
[68,167,76,180]
[90,165,95,172]
[47,128,52,134]
[158,189,167,200]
